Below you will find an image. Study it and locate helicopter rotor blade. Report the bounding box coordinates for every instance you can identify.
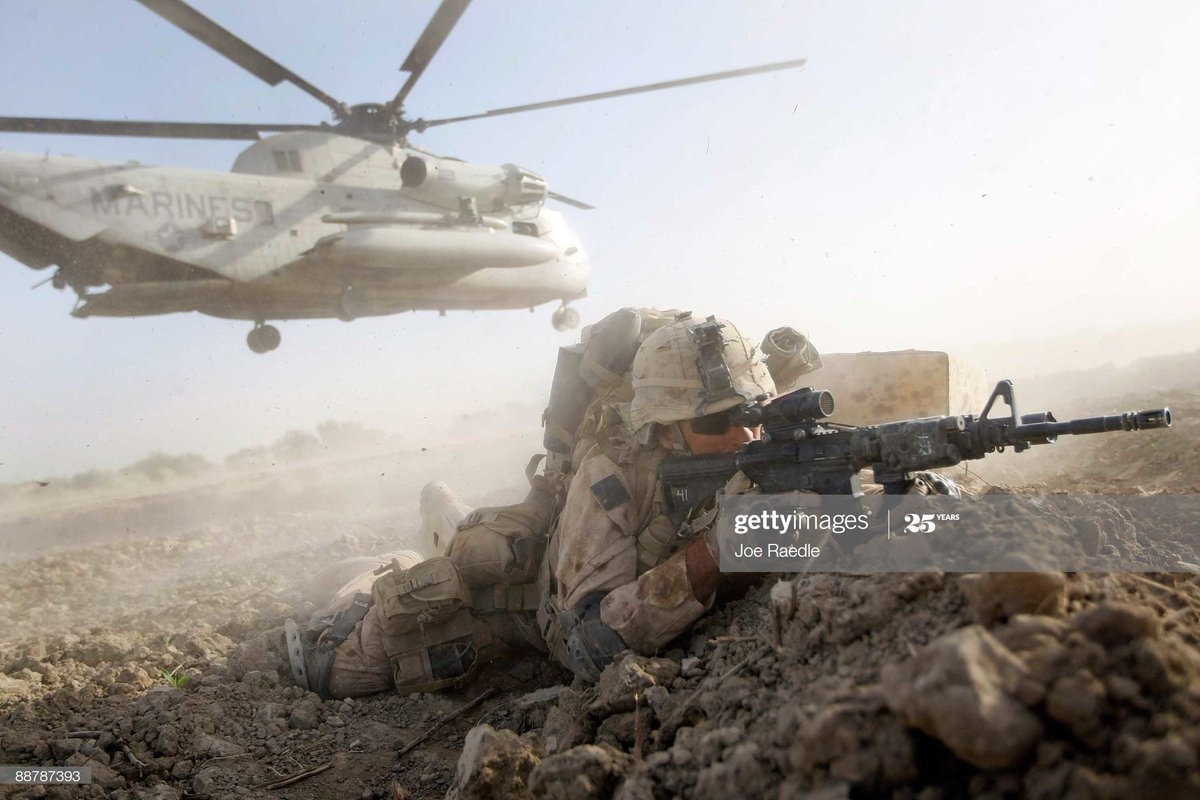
[387,0,472,113]
[415,57,807,131]
[0,116,325,141]
[134,0,349,119]
[547,191,595,211]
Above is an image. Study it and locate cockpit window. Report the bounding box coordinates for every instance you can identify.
[272,150,303,173]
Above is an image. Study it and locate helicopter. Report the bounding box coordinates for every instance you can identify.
[0,0,805,353]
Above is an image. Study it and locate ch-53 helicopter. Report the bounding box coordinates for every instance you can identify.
[0,0,805,353]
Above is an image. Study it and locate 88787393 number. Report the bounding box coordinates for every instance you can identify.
[0,766,92,785]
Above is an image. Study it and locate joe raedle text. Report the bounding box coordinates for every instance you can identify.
[716,496,873,571]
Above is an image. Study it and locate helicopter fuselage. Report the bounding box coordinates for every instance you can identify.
[0,131,589,326]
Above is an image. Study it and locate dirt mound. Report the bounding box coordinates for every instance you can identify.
[553,572,1200,800]
[0,512,563,799]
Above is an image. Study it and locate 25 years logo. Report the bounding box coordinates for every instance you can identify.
[902,512,960,534]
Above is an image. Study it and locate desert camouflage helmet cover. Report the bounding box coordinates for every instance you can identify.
[630,316,775,430]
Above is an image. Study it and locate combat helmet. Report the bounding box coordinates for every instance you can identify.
[629,314,775,431]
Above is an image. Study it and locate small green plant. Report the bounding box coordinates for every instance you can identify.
[160,665,190,689]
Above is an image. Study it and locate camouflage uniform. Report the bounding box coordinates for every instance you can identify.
[537,316,779,678]
[303,550,422,698]
[295,483,552,699]
[293,313,833,694]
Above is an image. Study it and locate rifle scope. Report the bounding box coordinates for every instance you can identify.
[731,387,835,429]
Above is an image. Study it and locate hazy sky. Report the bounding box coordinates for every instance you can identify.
[1,1,1198,482]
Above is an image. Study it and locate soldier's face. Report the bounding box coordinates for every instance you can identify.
[679,418,760,455]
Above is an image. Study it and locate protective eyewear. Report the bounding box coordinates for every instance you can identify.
[690,408,735,435]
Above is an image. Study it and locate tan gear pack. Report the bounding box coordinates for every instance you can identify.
[370,556,479,693]
[760,326,822,390]
[554,308,684,470]
[447,309,683,606]
[444,470,556,612]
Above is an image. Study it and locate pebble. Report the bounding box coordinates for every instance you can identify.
[1072,602,1160,645]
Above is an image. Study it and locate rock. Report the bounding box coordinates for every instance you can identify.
[155,724,181,756]
[190,767,219,796]
[994,614,1067,651]
[1126,733,1200,798]
[192,732,244,758]
[445,724,541,800]
[289,695,323,730]
[958,572,1067,624]
[514,685,566,711]
[528,744,633,800]
[66,632,136,667]
[1127,637,1193,694]
[669,726,699,768]
[784,704,917,789]
[137,686,187,718]
[680,657,702,677]
[696,726,742,764]
[590,654,680,716]
[14,667,43,684]
[226,627,284,681]
[86,758,124,790]
[0,672,34,697]
[49,738,82,760]
[883,626,1044,769]
[1045,671,1105,743]
[644,752,671,769]
[1106,674,1145,706]
[542,689,595,754]
[595,709,651,750]
[240,670,274,688]
[994,617,1073,688]
[694,742,776,800]
[1071,602,1160,645]
[642,685,671,717]
[173,630,234,660]
[614,772,657,800]
[115,666,152,689]
[133,784,181,800]
[253,703,284,722]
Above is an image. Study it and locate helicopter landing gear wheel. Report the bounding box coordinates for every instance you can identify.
[551,306,580,332]
[247,323,281,354]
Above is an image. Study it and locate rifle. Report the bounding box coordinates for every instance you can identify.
[659,380,1171,533]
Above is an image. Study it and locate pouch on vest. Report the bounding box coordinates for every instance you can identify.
[371,557,478,694]
[447,475,556,589]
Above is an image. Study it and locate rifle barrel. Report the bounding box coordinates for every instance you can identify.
[1019,408,1171,441]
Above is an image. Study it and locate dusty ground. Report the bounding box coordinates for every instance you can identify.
[0,388,1196,799]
